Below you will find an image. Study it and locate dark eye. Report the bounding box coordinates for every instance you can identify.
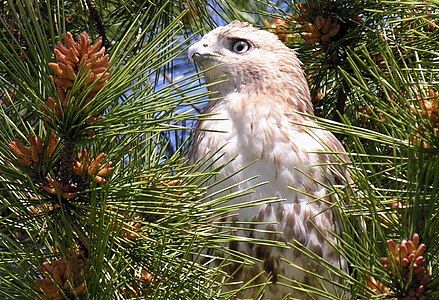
[231,40,251,54]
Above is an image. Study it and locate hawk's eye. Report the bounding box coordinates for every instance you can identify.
[231,40,251,54]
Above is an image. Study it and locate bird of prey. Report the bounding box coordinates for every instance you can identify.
[188,21,350,299]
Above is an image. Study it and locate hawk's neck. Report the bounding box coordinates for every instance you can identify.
[207,86,314,117]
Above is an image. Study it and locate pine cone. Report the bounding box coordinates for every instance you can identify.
[379,234,431,299]
[43,178,77,200]
[419,88,439,126]
[48,32,110,107]
[425,20,438,32]
[264,16,296,43]
[413,88,439,149]
[72,149,114,185]
[301,15,340,46]
[366,275,392,295]
[36,248,88,300]
[8,132,59,167]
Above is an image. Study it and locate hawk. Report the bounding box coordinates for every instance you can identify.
[188,21,350,299]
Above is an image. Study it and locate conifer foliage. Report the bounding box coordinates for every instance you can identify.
[1,0,439,299]
[0,2,256,299]
[260,0,439,298]
[5,32,113,299]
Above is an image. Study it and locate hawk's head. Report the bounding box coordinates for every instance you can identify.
[188,21,312,112]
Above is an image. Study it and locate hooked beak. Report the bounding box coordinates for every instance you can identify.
[188,41,214,62]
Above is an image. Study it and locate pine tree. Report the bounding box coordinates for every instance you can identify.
[0,1,273,299]
[1,1,438,299]
[253,0,439,298]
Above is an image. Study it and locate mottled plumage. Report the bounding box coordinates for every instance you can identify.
[188,21,349,299]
